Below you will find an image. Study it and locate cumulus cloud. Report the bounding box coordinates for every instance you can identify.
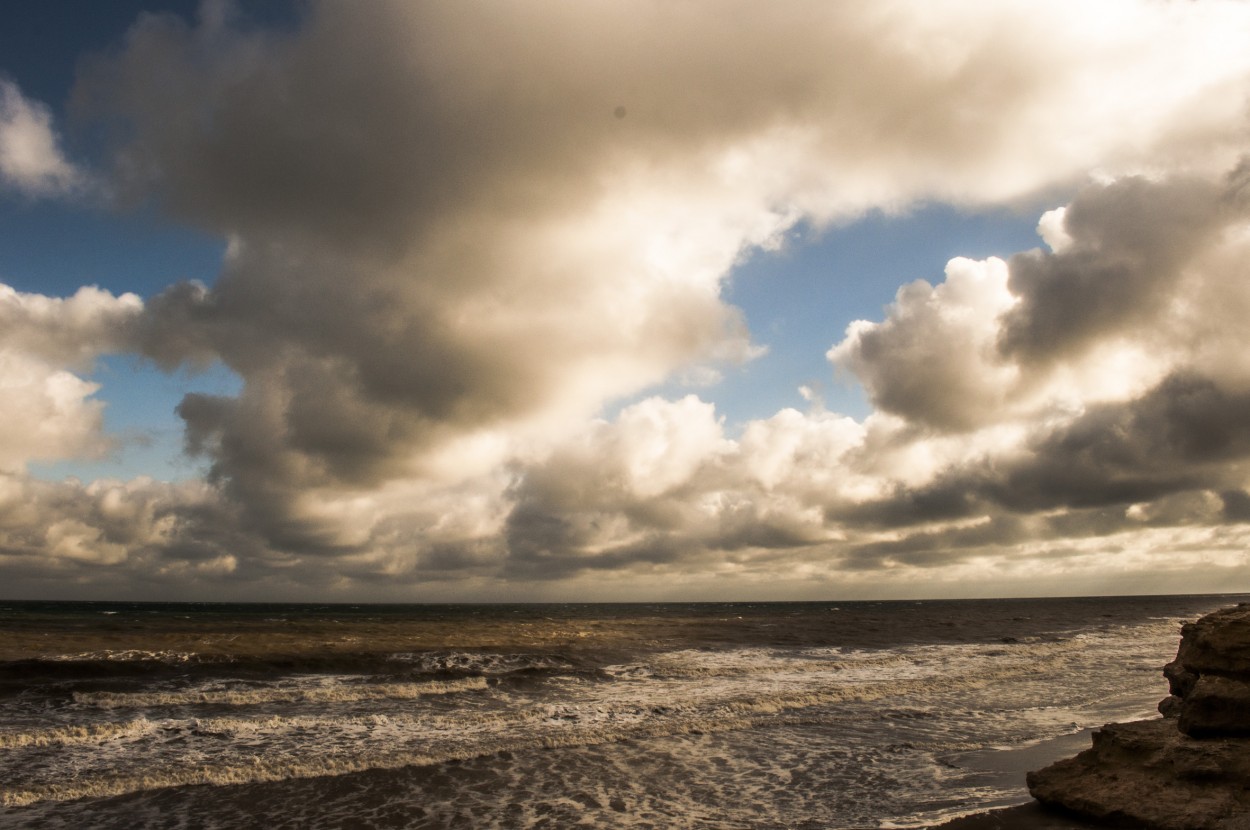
[6,0,1250,597]
[829,256,1019,432]
[0,283,141,368]
[813,169,1250,577]
[999,175,1232,366]
[0,80,82,197]
[497,165,1250,586]
[0,284,142,471]
[0,471,257,596]
[93,1,1248,535]
[833,172,1250,435]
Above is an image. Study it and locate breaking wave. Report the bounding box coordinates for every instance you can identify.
[72,676,488,709]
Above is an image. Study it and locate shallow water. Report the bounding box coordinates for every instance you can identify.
[0,595,1237,828]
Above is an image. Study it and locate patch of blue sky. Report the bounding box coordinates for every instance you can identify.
[1,188,231,487]
[639,202,1057,431]
[29,355,241,483]
[0,198,226,298]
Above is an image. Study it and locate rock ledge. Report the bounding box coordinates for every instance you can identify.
[1027,604,1250,830]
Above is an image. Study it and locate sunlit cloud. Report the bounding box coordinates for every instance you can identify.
[0,80,84,197]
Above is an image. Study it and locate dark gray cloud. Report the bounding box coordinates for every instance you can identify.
[992,373,1250,508]
[1221,490,1250,523]
[840,515,1033,571]
[999,175,1231,365]
[829,372,1250,548]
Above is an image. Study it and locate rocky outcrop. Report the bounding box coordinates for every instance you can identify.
[1027,604,1250,829]
[1162,604,1250,738]
[1028,719,1250,829]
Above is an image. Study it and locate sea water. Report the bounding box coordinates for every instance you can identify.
[0,595,1237,829]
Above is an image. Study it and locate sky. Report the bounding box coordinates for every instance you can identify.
[4,1,1250,602]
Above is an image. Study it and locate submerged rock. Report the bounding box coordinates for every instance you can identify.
[1027,604,1250,829]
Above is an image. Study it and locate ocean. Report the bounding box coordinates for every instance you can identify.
[0,595,1238,829]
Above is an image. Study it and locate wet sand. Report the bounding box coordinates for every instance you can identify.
[927,802,1102,829]
[921,729,1108,829]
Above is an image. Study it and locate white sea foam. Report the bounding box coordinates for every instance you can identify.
[72,676,487,709]
[388,651,573,675]
[43,649,205,663]
[0,719,159,749]
[0,704,786,808]
[0,696,998,811]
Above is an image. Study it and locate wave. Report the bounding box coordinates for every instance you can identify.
[72,676,488,709]
[42,650,202,663]
[602,622,1182,684]
[0,705,549,754]
[602,648,921,681]
[0,648,577,691]
[0,719,158,749]
[388,650,576,676]
[0,711,756,807]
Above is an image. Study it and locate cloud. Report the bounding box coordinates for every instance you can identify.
[5,1,1250,597]
[812,169,1250,576]
[503,396,742,578]
[0,284,142,471]
[0,80,83,197]
[499,165,1250,586]
[0,471,255,596]
[994,373,1250,509]
[999,175,1232,366]
[82,0,1247,545]
[832,172,1250,435]
[0,283,142,369]
[829,256,1019,432]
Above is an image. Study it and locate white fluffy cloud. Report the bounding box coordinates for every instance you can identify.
[0,80,82,197]
[0,284,142,471]
[5,0,1250,598]
[830,257,1020,432]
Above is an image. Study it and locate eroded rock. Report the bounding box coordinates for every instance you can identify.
[1169,605,1250,676]
[1027,604,1250,829]
[1028,719,1250,829]
[1180,674,1250,738]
